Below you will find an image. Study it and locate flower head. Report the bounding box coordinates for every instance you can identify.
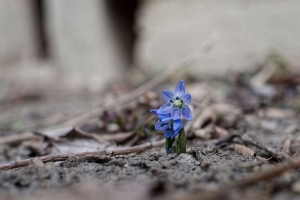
[157,80,192,120]
[151,109,183,139]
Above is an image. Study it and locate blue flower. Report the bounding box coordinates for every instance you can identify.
[151,109,183,139]
[157,80,192,121]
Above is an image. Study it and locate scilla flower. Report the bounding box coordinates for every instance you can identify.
[157,80,192,121]
[151,109,183,139]
[151,80,191,155]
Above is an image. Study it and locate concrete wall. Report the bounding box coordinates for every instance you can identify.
[135,0,300,77]
[0,0,36,66]
[45,0,126,89]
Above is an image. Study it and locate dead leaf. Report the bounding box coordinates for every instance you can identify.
[234,144,256,157]
[35,127,109,154]
[193,125,214,140]
[260,108,296,119]
[35,127,74,139]
[192,107,217,130]
[291,140,300,157]
[249,62,277,97]
[90,132,135,144]
[211,103,242,116]
[213,126,229,138]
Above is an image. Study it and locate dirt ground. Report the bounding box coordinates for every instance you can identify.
[0,57,300,200]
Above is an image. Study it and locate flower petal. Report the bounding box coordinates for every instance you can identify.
[150,109,158,115]
[171,129,180,139]
[157,102,173,114]
[174,80,185,98]
[157,113,172,122]
[173,119,183,132]
[164,129,173,138]
[171,108,182,120]
[181,93,192,105]
[162,90,174,102]
[155,121,169,130]
[182,105,192,121]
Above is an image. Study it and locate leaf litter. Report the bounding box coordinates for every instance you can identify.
[0,54,299,199]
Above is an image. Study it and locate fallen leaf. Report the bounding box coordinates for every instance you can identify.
[234,144,256,157]
[192,107,217,130]
[260,108,296,119]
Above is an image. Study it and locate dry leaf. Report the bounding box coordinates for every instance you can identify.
[234,144,256,157]
[260,108,296,119]
[192,107,217,130]
[211,103,242,116]
[213,126,229,138]
[91,132,135,144]
[193,125,214,140]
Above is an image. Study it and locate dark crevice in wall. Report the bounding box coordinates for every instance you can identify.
[105,0,139,67]
[33,0,49,60]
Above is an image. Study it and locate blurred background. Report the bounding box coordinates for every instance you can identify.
[0,0,300,132]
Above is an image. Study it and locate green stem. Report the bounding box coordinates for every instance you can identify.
[172,140,177,154]
[177,128,186,155]
[165,137,175,154]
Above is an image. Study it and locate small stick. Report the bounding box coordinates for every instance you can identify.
[0,139,165,170]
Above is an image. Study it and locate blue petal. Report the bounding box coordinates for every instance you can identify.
[182,105,192,121]
[162,90,174,102]
[174,80,185,98]
[173,119,183,132]
[157,113,172,122]
[155,120,169,130]
[164,129,173,138]
[171,108,182,120]
[157,102,173,114]
[181,93,191,105]
[171,128,180,139]
[168,148,172,154]
[150,109,158,115]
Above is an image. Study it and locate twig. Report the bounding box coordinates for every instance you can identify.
[0,139,165,170]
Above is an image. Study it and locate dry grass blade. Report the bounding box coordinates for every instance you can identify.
[234,144,256,157]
